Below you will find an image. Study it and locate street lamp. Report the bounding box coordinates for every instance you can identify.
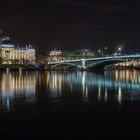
[98,49,101,53]
[98,49,104,57]
[118,47,122,51]
[118,47,122,55]
[104,47,108,56]
[104,47,108,50]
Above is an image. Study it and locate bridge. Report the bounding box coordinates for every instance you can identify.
[48,54,140,70]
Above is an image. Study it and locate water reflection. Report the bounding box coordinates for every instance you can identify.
[0,72,36,111]
[47,72,62,97]
[44,70,140,103]
[105,88,108,102]
[0,70,140,111]
[98,84,101,101]
[118,85,122,105]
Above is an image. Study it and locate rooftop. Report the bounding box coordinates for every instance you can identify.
[50,49,62,53]
[15,46,35,51]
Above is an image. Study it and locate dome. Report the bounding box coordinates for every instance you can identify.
[1,38,15,48]
[2,39,14,45]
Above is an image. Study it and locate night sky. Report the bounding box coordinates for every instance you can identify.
[0,0,140,54]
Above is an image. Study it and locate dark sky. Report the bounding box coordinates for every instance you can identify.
[0,0,140,54]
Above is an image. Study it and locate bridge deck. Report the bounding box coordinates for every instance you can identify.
[48,54,140,64]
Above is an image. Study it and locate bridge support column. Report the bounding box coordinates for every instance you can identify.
[81,59,86,70]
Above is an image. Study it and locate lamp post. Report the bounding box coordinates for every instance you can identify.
[118,47,122,55]
[104,47,108,56]
[98,49,101,57]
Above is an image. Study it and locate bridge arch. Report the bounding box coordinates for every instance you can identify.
[86,59,125,70]
[50,62,80,70]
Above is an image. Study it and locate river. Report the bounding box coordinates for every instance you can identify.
[0,70,140,138]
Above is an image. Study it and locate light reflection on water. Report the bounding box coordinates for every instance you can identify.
[0,72,36,111]
[0,70,140,111]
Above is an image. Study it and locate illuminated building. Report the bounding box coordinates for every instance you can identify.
[49,49,63,62]
[48,49,95,62]
[49,49,62,56]
[0,37,36,64]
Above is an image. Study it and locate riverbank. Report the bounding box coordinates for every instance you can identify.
[0,64,47,71]
[0,64,139,71]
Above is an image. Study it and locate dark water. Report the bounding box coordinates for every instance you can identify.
[0,70,140,139]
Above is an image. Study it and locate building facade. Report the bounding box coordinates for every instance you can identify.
[48,49,63,62]
[48,49,95,62]
[0,37,35,64]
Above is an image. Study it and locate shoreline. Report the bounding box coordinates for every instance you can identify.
[0,64,138,71]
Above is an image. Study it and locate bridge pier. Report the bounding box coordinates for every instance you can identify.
[81,59,86,70]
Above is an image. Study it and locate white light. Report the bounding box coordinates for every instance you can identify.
[118,47,122,51]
